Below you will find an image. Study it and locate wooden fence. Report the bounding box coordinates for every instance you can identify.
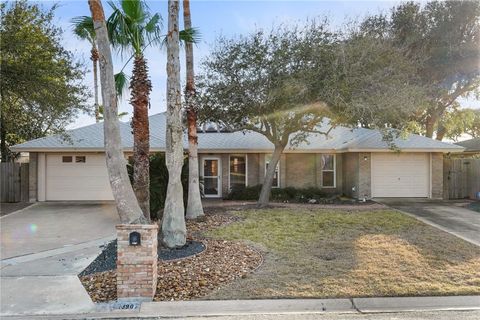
[0,162,29,203]
[444,158,480,200]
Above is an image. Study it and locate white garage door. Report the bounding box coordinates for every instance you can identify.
[371,153,430,198]
[46,154,114,201]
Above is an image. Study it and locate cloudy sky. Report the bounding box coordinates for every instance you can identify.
[41,0,477,129]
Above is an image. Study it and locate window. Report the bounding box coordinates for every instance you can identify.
[75,156,86,163]
[62,156,72,163]
[229,155,247,190]
[265,155,280,188]
[321,154,335,187]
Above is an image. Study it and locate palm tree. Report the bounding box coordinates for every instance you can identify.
[87,0,147,224]
[163,0,186,248]
[108,0,162,220]
[183,0,204,220]
[71,16,100,122]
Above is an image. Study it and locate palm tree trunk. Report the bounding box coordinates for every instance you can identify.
[130,54,151,220]
[162,0,186,248]
[183,0,204,220]
[258,144,284,208]
[91,46,100,122]
[88,0,147,225]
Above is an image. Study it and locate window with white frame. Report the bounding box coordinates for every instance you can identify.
[321,154,335,187]
[265,154,280,188]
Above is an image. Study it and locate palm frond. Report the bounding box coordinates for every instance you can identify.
[107,3,132,55]
[107,0,160,55]
[115,71,130,99]
[71,16,95,45]
[180,27,201,44]
[145,13,163,46]
[120,0,147,23]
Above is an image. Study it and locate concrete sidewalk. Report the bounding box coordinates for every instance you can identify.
[2,296,479,319]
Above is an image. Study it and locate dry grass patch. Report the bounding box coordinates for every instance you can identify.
[205,208,480,299]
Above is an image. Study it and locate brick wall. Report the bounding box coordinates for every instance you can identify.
[285,154,316,188]
[358,152,372,199]
[29,152,38,202]
[116,224,158,300]
[342,152,358,198]
[431,152,444,199]
[247,154,259,186]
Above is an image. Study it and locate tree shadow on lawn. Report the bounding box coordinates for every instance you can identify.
[203,207,480,300]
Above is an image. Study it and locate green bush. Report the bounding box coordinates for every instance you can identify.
[225,185,263,200]
[128,153,189,221]
[226,185,330,203]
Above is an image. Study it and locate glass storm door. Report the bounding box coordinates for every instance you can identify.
[203,158,221,197]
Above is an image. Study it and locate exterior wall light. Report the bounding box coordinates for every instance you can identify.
[364,155,368,161]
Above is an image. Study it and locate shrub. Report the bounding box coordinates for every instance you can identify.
[226,185,330,203]
[128,153,189,221]
[225,185,262,200]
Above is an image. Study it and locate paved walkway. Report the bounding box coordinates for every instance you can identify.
[3,297,480,319]
[1,202,118,316]
[376,198,480,246]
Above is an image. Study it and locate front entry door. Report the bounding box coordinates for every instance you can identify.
[203,158,221,197]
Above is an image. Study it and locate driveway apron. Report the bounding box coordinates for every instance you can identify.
[376,198,480,246]
[0,202,118,316]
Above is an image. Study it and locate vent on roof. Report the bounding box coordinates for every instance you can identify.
[197,122,231,133]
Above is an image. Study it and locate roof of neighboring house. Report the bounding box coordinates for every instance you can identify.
[11,112,463,153]
[455,138,480,153]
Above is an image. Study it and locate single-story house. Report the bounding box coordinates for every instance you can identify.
[455,138,480,156]
[11,113,463,202]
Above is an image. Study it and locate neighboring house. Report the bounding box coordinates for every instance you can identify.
[455,138,480,157]
[11,113,463,202]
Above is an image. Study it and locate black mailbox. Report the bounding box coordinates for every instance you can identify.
[129,231,141,246]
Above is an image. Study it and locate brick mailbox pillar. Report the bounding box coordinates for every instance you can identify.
[116,224,158,301]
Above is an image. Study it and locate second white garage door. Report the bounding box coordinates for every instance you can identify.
[371,153,430,198]
[46,154,114,201]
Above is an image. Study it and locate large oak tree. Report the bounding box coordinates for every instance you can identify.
[1,1,89,161]
[198,22,427,206]
[359,1,480,140]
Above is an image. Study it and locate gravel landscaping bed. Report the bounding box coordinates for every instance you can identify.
[79,212,262,302]
[79,240,206,277]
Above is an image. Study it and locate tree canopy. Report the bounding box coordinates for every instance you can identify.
[198,21,426,205]
[0,0,89,160]
[359,0,480,139]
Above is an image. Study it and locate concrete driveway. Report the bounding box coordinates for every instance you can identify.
[376,198,480,246]
[0,202,119,316]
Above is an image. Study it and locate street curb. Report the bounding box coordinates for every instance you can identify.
[140,299,355,317]
[2,296,479,319]
[353,296,480,313]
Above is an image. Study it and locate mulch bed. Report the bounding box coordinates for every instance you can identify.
[79,212,262,302]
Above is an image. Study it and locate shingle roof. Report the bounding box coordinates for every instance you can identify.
[11,112,463,153]
[456,138,480,152]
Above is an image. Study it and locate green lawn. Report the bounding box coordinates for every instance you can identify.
[205,208,480,299]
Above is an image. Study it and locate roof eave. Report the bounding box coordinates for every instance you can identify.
[347,147,464,153]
